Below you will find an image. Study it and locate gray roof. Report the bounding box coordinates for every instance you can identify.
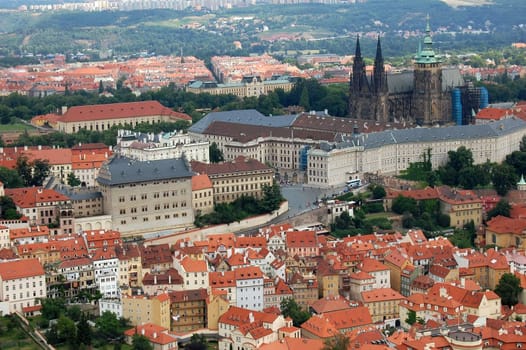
[53,184,102,201]
[442,68,464,91]
[189,109,298,134]
[387,72,414,94]
[386,68,464,94]
[358,117,526,150]
[96,156,193,186]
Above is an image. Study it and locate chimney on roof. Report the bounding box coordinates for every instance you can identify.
[61,106,67,115]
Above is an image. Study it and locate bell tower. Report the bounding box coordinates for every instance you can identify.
[412,15,444,125]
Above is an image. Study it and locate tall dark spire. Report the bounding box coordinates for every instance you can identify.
[355,35,362,58]
[373,35,387,93]
[351,35,368,92]
[374,36,383,64]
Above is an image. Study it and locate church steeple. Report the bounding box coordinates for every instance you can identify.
[373,35,387,93]
[355,35,362,58]
[415,14,440,64]
[351,35,369,92]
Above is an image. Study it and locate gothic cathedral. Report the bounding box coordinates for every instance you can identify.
[349,16,463,125]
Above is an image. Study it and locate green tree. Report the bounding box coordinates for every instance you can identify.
[16,155,33,186]
[260,182,283,212]
[46,324,60,345]
[371,185,386,199]
[209,142,224,163]
[66,305,82,322]
[322,333,350,350]
[520,135,526,152]
[391,195,418,216]
[495,273,523,307]
[57,314,77,346]
[31,159,50,186]
[0,167,24,188]
[67,172,81,187]
[99,80,104,94]
[0,196,21,219]
[486,199,511,221]
[76,313,92,346]
[280,298,310,327]
[41,297,66,320]
[96,311,122,341]
[186,333,208,350]
[299,86,310,111]
[492,163,518,195]
[132,334,153,350]
[405,309,417,326]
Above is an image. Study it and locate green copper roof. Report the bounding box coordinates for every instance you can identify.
[518,174,526,185]
[415,14,440,64]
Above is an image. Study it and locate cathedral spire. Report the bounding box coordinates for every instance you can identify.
[351,35,368,93]
[415,14,440,64]
[373,35,387,93]
[355,35,362,59]
[375,35,383,64]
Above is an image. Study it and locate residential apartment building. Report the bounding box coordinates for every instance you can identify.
[174,256,209,291]
[191,156,274,204]
[218,306,293,350]
[122,293,171,329]
[55,257,96,299]
[485,215,526,249]
[0,225,9,249]
[235,266,264,311]
[169,289,207,333]
[0,258,46,314]
[5,187,72,231]
[71,143,112,187]
[56,101,191,134]
[285,230,319,258]
[437,186,483,228]
[361,288,405,327]
[191,174,214,215]
[53,185,104,218]
[288,273,318,311]
[96,156,195,236]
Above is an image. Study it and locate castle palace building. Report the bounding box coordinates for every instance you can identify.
[349,16,481,126]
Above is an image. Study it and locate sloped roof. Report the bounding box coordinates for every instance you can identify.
[0,258,44,280]
[59,101,191,122]
[97,155,193,186]
[189,109,297,134]
[191,156,272,176]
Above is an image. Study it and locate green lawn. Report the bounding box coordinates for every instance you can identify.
[0,123,36,132]
[0,316,41,350]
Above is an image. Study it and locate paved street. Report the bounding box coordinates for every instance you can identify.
[280,183,348,217]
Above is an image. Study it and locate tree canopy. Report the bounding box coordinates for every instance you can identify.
[495,273,523,307]
[280,298,311,327]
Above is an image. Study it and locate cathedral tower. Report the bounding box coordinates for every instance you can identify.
[349,36,372,119]
[412,15,445,125]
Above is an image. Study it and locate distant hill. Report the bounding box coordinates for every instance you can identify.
[440,0,493,6]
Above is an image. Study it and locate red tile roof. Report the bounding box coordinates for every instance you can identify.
[59,101,191,122]
[6,187,70,208]
[361,288,405,302]
[191,156,272,176]
[286,230,317,248]
[191,174,213,191]
[0,258,44,280]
